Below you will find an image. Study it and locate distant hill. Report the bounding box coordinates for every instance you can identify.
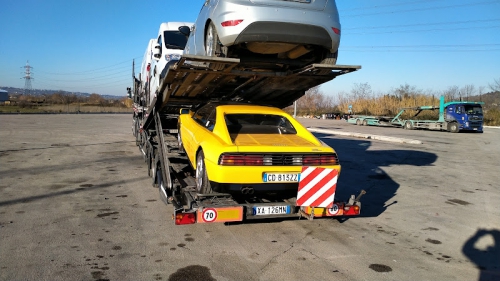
[0,86,123,100]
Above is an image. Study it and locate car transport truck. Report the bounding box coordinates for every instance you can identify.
[129,26,364,225]
[348,96,484,133]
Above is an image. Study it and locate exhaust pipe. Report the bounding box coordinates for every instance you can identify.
[241,186,255,195]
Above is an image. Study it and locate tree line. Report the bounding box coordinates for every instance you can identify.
[11,92,130,109]
[285,78,500,125]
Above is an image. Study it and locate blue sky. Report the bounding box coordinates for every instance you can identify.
[0,0,499,97]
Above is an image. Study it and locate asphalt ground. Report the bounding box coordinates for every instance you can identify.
[1,114,499,281]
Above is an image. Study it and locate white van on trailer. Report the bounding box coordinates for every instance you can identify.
[149,22,193,106]
[140,39,156,106]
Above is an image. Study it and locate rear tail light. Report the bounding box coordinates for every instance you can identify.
[219,154,263,166]
[303,155,339,165]
[174,213,196,225]
[219,154,338,166]
[343,205,360,216]
[221,20,243,27]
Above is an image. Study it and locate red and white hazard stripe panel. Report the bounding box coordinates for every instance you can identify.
[296,166,338,208]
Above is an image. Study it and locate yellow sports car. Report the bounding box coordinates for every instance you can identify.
[178,102,340,196]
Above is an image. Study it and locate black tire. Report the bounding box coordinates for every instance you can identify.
[404,121,413,130]
[362,119,368,126]
[356,119,361,126]
[177,131,185,154]
[132,119,137,137]
[448,122,459,133]
[147,148,153,177]
[134,121,140,146]
[152,156,159,187]
[205,22,224,71]
[320,50,338,65]
[196,150,213,194]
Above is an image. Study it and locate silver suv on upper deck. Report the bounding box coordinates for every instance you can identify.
[184,0,341,70]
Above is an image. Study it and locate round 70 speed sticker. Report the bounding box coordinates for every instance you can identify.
[327,204,340,216]
[202,208,218,223]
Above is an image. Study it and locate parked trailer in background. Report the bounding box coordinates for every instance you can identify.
[348,96,484,133]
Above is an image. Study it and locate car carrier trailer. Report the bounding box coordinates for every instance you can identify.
[348,96,484,133]
[129,54,364,225]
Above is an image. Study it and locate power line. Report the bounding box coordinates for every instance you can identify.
[347,25,500,35]
[340,49,500,52]
[343,18,500,30]
[343,1,500,18]
[340,0,445,12]
[343,44,500,48]
[36,56,142,75]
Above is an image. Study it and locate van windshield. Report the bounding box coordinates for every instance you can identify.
[163,31,188,50]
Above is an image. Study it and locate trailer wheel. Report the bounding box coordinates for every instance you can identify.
[356,119,361,126]
[147,148,153,177]
[132,118,137,138]
[134,122,141,146]
[404,121,414,130]
[448,122,459,133]
[152,156,159,187]
[196,150,213,194]
[205,22,224,70]
[362,119,368,126]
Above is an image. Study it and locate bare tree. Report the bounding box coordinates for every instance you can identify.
[443,85,459,101]
[489,78,500,92]
[88,93,105,105]
[351,82,372,100]
[478,86,485,101]
[393,83,418,100]
[297,86,322,115]
[461,84,475,101]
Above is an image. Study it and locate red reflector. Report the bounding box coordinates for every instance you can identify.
[343,205,360,216]
[332,27,341,35]
[221,20,243,27]
[175,213,196,225]
[146,63,150,71]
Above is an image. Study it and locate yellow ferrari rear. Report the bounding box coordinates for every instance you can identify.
[178,103,340,194]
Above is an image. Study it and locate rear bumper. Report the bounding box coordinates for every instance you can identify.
[234,21,333,50]
[212,2,340,51]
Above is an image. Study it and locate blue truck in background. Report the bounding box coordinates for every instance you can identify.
[348,96,484,133]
